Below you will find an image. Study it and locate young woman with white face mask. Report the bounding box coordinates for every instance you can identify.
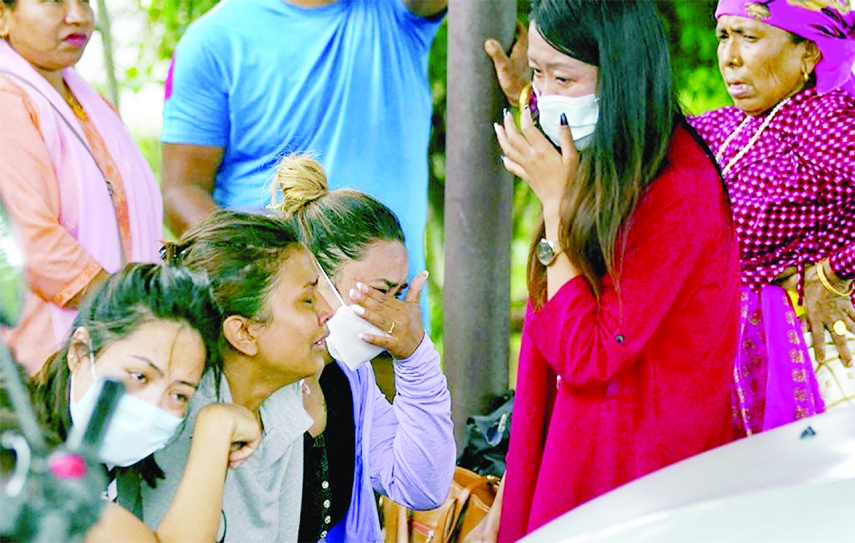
[29,263,262,542]
[480,0,742,541]
[269,155,455,543]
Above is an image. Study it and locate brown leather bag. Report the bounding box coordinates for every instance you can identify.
[380,467,500,543]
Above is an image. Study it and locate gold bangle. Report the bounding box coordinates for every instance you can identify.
[816,260,854,298]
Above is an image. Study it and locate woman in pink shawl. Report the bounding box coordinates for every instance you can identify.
[0,0,162,374]
[689,0,855,435]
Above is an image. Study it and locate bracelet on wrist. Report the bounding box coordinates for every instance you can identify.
[816,259,854,297]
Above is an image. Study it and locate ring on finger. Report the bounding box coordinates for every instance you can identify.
[832,319,848,337]
[387,321,396,335]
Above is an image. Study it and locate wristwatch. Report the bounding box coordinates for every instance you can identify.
[536,238,563,266]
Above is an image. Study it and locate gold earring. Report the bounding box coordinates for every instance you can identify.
[802,69,810,83]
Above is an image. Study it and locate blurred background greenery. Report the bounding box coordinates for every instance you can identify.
[2,1,732,371]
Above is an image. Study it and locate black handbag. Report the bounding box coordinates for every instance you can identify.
[457,391,513,477]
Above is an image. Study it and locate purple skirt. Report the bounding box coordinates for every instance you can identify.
[733,286,825,436]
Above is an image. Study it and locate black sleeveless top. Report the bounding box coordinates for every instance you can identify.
[297,363,355,541]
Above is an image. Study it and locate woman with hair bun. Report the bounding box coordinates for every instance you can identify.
[270,155,455,543]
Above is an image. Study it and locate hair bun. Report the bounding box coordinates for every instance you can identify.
[269,155,329,215]
[160,241,184,263]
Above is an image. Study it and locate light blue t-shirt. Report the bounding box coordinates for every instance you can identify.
[163,0,441,284]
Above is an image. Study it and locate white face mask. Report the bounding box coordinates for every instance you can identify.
[69,348,183,467]
[534,85,599,151]
[318,264,387,371]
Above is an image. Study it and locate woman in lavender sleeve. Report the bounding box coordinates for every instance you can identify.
[688,0,855,434]
[270,155,455,543]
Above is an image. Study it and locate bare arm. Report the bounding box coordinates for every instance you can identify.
[85,404,260,543]
[800,260,855,365]
[403,0,447,18]
[161,143,224,237]
[463,473,504,543]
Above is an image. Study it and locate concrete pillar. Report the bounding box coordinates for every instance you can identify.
[444,0,517,447]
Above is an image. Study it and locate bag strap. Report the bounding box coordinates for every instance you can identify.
[437,472,496,543]
[395,500,408,543]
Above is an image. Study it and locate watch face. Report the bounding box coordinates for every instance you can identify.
[536,239,555,266]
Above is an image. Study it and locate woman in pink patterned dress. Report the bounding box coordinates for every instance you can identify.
[689,0,855,435]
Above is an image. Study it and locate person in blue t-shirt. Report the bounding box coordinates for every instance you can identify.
[160,0,446,305]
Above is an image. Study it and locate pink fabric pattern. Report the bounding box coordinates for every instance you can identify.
[733,286,824,435]
[690,87,855,286]
[690,87,855,436]
[716,0,855,96]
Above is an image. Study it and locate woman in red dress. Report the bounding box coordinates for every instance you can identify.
[484,0,742,540]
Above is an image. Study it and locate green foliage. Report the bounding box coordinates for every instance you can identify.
[137,0,220,61]
[655,0,732,114]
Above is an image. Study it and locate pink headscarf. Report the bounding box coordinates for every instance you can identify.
[716,0,855,96]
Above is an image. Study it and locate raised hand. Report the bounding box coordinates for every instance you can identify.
[349,271,428,360]
[484,20,531,105]
[494,107,578,218]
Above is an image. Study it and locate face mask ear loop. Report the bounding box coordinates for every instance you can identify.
[88,341,97,380]
[316,262,347,308]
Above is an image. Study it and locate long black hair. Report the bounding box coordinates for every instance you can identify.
[527,0,681,307]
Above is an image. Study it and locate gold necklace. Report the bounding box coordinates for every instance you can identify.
[715,96,791,177]
[65,92,88,121]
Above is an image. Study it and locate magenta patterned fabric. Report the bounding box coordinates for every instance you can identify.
[734,286,824,435]
[715,0,855,96]
[690,86,855,435]
[691,87,855,286]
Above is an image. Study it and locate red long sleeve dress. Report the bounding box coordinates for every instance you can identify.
[498,125,742,541]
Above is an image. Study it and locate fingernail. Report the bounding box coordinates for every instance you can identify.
[423,270,430,279]
[349,288,360,299]
[560,113,568,126]
[503,107,508,118]
[493,122,500,132]
[357,282,369,293]
[352,305,365,315]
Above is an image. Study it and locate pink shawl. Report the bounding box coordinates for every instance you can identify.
[716,0,855,96]
[0,40,162,344]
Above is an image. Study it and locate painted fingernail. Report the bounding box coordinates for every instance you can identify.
[352,305,365,315]
[503,107,508,118]
[560,113,568,126]
[349,288,360,300]
[357,282,369,293]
